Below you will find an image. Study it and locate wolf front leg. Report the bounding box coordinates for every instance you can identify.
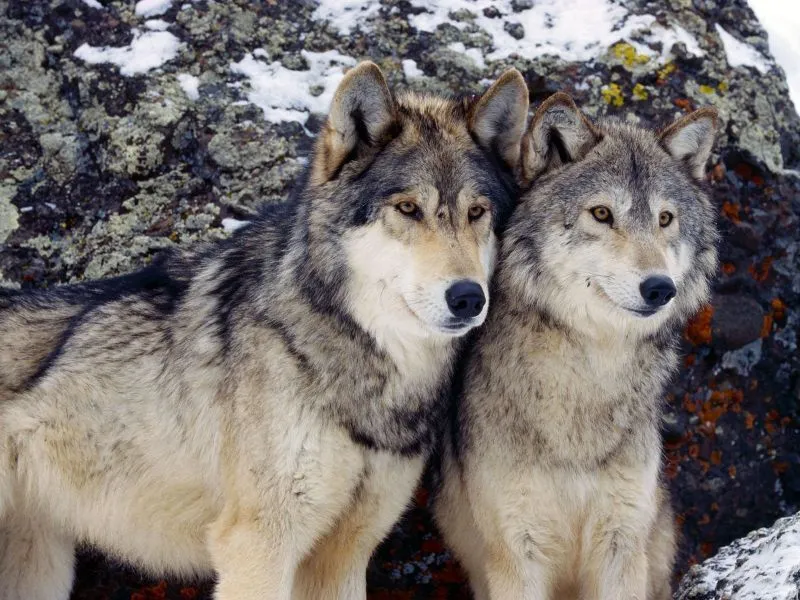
[208,504,299,600]
[483,542,550,600]
[293,453,425,600]
[582,530,649,600]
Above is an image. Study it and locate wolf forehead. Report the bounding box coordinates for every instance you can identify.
[334,92,518,226]
[543,120,709,217]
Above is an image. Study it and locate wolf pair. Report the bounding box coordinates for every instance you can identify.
[0,61,718,600]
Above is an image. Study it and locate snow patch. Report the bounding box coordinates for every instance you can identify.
[402,59,424,79]
[177,73,200,101]
[81,0,103,9]
[135,0,173,18]
[311,0,704,65]
[144,19,170,31]
[230,50,356,124]
[312,0,381,34]
[74,29,183,76]
[222,218,250,233]
[715,24,770,74]
[678,514,800,600]
[747,0,800,112]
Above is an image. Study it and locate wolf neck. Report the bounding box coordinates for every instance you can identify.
[483,285,677,467]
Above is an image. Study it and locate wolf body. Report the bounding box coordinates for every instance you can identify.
[434,94,719,600]
[0,63,530,600]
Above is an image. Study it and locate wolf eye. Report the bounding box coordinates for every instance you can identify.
[396,201,422,220]
[468,205,486,222]
[659,211,674,227]
[590,206,613,225]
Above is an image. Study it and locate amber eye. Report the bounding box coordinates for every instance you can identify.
[396,201,421,219]
[659,211,674,228]
[590,206,613,225]
[468,205,486,222]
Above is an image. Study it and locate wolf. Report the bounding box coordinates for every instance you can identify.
[0,62,530,600]
[434,93,719,600]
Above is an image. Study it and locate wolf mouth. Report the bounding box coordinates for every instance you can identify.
[626,307,659,317]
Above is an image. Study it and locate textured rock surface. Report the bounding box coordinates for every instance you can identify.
[676,512,800,600]
[1,0,799,598]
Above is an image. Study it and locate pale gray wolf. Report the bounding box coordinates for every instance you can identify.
[433,93,720,600]
[0,62,530,600]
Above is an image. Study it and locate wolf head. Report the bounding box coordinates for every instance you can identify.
[503,93,719,337]
[303,62,528,340]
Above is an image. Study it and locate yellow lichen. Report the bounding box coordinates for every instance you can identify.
[611,42,650,68]
[601,83,624,107]
[632,83,648,100]
[699,84,715,95]
[717,80,729,93]
[657,62,676,80]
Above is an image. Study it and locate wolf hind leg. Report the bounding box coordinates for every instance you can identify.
[0,511,76,600]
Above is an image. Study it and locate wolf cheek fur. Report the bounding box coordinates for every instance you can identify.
[0,63,530,600]
[434,93,720,600]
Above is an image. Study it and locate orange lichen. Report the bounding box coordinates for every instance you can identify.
[685,305,714,345]
[749,256,773,282]
[674,98,692,111]
[721,262,736,275]
[728,465,737,478]
[721,201,741,223]
[771,297,786,320]
[761,313,774,338]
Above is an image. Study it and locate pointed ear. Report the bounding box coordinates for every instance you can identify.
[310,61,397,186]
[659,107,719,180]
[469,69,529,170]
[520,92,601,185]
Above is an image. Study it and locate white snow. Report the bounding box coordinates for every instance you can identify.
[715,24,770,75]
[221,218,250,233]
[177,73,200,101]
[683,514,800,600]
[312,0,382,34]
[402,59,424,79]
[230,50,356,124]
[144,19,170,31]
[81,0,103,9]
[310,0,703,65]
[74,29,183,76]
[135,0,173,18]
[747,0,800,112]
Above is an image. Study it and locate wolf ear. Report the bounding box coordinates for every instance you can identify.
[469,69,529,170]
[310,61,397,186]
[520,92,601,185]
[659,107,719,180]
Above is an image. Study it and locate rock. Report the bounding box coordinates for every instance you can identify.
[676,513,800,600]
[711,294,765,350]
[503,21,525,40]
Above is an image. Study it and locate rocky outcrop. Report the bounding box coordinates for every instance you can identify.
[677,513,800,600]
[2,0,799,597]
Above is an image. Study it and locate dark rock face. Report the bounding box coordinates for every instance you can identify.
[1,0,798,598]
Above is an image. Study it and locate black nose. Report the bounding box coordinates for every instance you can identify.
[445,280,486,319]
[639,276,677,307]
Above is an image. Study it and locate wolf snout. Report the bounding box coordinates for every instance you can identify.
[639,276,676,308]
[445,280,486,319]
